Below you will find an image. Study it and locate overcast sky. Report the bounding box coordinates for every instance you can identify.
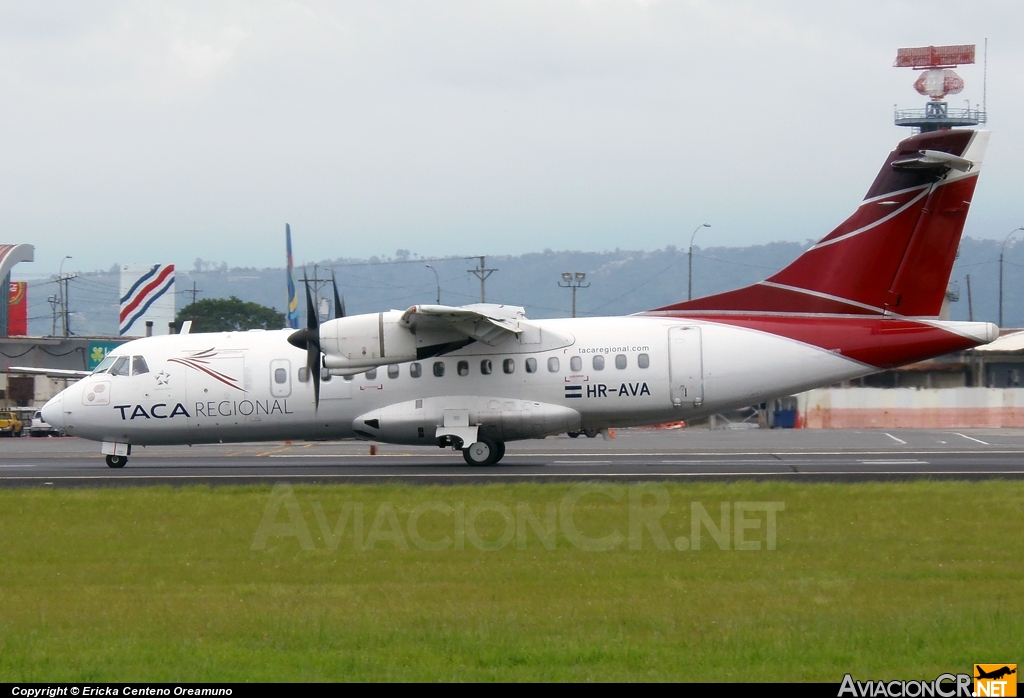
[4,1,1022,277]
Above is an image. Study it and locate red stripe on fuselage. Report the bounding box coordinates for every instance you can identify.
[642,313,983,369]
[658,283,881,315]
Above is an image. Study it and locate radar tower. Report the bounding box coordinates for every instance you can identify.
[893,44,986,132]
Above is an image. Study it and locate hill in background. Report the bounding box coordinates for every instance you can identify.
[20,236,1019,336]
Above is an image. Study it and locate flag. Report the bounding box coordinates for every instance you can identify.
[286,224,300,329]
[120,264,175,336]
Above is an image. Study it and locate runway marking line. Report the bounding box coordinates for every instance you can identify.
[659,459,779,465]
[263,449,1021,459]
[552,461,614,465]
[254,443,315,457]
[3,470,1024,482]
[884,433,907,445]
[953,432,990,445]
[858,459,929,465]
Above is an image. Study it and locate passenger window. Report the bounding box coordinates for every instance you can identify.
[638,353,650,369]
[480,359,492,375]
[457,360,469,376]
[547,357,560,372]
[570,356,582,372]
[525,358,537,373]
[433,361,445,377]
[410,362,422,378]
[503,359,515,374]
[274,368,287,384]
[593,355,605,370]
[132,356,150,376]
[110,356,130,376]
[615,354,627,369]
[387,364,400,379]
[298,367,309,383]
[365,368,377,380]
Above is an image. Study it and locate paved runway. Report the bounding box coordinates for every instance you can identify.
[2,427,1024,486]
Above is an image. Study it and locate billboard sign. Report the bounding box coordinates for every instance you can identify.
[8,281,27,335]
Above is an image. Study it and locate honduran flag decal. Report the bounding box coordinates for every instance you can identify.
[120,264,175,335]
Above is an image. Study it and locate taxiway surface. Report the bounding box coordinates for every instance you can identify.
[1,427,1023,487]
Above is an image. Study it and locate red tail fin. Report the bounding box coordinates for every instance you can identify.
[655,129,989,317]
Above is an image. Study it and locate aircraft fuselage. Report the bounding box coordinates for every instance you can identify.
[43,314,995,449]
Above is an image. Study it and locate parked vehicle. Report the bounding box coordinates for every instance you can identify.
[0,411,24,437]
[29,411,63,437]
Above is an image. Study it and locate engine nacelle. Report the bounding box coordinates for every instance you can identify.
[319,311,418,370]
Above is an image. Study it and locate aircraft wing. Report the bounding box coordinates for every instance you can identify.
[6,366,90,379]
[399,303,527,346]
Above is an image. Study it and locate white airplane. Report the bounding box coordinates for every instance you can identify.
[41,129,997,468]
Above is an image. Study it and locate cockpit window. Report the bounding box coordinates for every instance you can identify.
[110,356,130,376]
[92,355,118,374]
[132,356,150,376]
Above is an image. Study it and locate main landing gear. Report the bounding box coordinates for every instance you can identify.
[102,442,131,468]
[105,454,128,468]
[462,436,506,466]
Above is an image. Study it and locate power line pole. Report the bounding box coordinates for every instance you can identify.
[55,256,74,337]
[188,281,203,305]
[966,274,974,322]
[467,256,497,303]
[53,274,76,336]
[303,263,332,319]
[48,294,60,336]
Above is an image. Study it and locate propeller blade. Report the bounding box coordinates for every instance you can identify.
[304,272,318,330]
[332,273,346,319]
[286,273,323,411]
[309,343,321,411]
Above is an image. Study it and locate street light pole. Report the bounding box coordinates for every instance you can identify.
[999,226,1024,328]
[425,264,440,304]
[688,223,710,301]
[558,272,590,318]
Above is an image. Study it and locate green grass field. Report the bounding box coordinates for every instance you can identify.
[0,480,1020,681]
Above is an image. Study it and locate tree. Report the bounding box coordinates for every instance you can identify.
[175,297,285,333]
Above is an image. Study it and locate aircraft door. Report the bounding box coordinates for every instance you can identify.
[180,352,247,429]
[269,359,291,398]
[668,326,704,408]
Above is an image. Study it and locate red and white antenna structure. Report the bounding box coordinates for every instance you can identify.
[893,44,986,132]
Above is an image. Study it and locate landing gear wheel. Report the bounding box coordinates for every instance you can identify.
[463,437,501,466]
[106,454,127,468]
[583,429,600,438]
[567,431,581,438]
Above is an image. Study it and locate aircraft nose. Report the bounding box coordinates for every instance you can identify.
[41,393,64,430]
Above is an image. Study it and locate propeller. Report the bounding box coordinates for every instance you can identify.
[287,274,322,410]
[332,273,346,319]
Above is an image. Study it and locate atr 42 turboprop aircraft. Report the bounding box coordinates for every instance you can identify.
[41,128,998,468]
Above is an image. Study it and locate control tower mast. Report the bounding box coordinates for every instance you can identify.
[893,44,987,132]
